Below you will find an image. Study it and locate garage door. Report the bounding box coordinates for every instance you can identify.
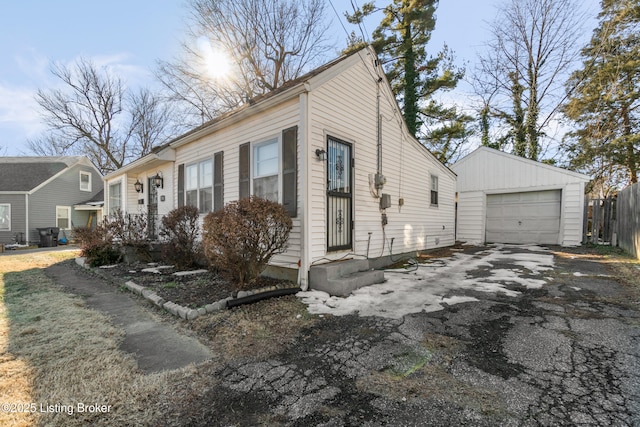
[486,190,561,244]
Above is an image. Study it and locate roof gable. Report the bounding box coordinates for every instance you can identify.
[452,147,590,192]
[0,156,82,192]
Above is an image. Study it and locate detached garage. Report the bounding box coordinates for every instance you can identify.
[451,147,590,246]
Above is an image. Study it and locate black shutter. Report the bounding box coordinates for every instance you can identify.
[177,164,184,207]
[214,151,224,211]
[239,143,250,199]
[282,126,298,217]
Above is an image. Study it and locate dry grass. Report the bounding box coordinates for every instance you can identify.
[191,295,316,362]
[0,251,177,426]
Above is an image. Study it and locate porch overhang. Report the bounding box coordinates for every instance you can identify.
[104,148,176,180]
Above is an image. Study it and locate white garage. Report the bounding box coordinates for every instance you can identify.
[451,147,590,246]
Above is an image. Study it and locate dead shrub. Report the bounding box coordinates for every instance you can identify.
[159,205,202,269]
[73,225,120,267]
[202,197,292,290]
[73,210,151,266]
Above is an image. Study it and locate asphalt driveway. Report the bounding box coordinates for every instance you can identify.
[181,244,640,426]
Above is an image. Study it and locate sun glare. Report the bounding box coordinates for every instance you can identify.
[197,36,232,81]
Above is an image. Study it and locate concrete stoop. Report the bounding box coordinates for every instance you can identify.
[309,258,385,297]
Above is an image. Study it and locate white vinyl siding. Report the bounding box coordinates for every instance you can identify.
[452,147,589,246]
[307,50,456,263]
[174,98,302,269]
[0,204,10,231]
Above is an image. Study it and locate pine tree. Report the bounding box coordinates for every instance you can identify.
[346,0,471,163]
[563,0,640,186]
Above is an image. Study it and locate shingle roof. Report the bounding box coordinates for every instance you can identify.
[0,156,82,191]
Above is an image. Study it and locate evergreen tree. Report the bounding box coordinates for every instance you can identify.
[563,0,640,185]
[346,0,471,163]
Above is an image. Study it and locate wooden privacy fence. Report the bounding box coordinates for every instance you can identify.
[583,197,616,245]
[617,183,640,259]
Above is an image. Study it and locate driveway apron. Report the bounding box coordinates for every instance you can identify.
[45,262,211,373]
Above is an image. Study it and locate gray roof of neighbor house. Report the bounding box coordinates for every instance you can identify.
[0,156,85,192]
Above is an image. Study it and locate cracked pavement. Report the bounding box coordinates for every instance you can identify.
[162,245,640,426]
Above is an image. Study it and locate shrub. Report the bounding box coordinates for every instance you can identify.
[103,210,151,263]
[73,210,151,266]
[202,196,292,290]
[159,205,202,269]
[73,225,121,267]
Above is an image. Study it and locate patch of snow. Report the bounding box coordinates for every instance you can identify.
[299,245,555,319]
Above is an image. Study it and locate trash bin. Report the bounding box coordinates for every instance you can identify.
[37,227,60,247]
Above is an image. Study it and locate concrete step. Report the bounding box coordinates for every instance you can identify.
[308,259,370,285]
[309,259,385,297]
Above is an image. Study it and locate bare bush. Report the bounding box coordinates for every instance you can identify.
[202,197,292,290]
[160,205,202,269]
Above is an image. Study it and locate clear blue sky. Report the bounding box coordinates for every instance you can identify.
[0,1,600,156]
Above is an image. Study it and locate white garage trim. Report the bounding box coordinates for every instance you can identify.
[486,189,562,245]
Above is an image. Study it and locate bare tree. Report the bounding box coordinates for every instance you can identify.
[157,0,332,124]
[33,58,175,173]
[474,0,585,160]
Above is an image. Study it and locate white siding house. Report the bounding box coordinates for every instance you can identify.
[104,47,456,289]
[451,147,590,246]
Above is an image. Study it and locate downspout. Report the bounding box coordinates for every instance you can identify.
[299,84,311,290]
[25,194,29,245]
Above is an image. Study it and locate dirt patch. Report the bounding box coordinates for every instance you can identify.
[97,263,293,308]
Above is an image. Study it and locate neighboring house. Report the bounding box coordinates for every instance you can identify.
[0,156,103,245]
[451,147,590,246]
[103,46,456,290]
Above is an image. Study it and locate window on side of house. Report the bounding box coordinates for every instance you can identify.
[185,158,214,213]
[238,127,297,216]
[56,206,71,229]
[109,182,122,214]
[0,204,10,231]
[430,175,439,206]
[80,171,92,192]
[253,138,279,202]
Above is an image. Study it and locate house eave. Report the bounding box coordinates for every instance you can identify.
[169,84,309,150]
[104,148,176,180]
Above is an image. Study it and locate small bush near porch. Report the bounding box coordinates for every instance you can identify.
[202,196,292,291]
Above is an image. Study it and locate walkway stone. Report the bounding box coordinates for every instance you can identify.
[45,262,212,373]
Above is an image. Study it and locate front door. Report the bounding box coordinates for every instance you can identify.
[148,178,158,239]
[327,136,353,251]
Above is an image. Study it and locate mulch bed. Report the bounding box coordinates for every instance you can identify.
[98,263,291,309]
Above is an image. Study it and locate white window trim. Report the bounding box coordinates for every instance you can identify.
[0,203,11,231]
[56,205,72,230]
[251,136,282,202]
[184,157,214,213]
[430,174,439,207]
[79,171,92,192]
[108,179,124,215]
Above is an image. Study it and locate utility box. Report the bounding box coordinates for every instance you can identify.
[379,193,391,209]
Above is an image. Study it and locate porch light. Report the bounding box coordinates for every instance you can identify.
[315,149,327,161]
[134,179,144,193]
[152,172,164,189]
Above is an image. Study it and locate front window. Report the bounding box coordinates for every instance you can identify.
[430,175,439,206]
[0,204,10,231]
[80,171,92,192]
[253,139,279,202]
[109,182,122,214]
[185,159,213,212]
[56,206,71,229]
